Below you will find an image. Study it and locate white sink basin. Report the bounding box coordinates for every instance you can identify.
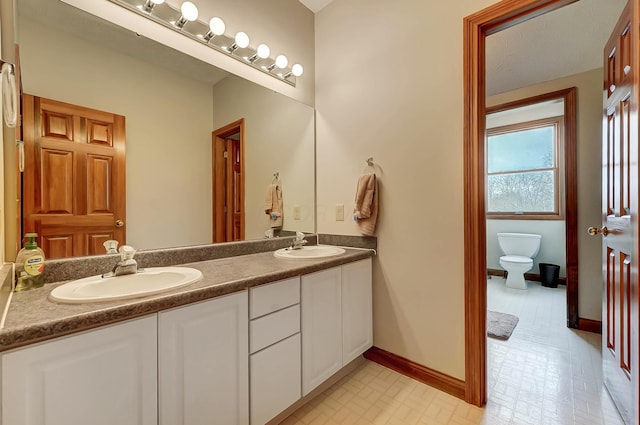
[49,267,203,304]
[274,245,346,259]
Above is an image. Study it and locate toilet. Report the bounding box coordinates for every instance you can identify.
[497,233,542,290]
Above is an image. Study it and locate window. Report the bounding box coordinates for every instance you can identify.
[486,116,563,218]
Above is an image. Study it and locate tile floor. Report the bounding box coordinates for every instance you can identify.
[280,278,625,425]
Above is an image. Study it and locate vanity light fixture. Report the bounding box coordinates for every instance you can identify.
[246,43,270,63]
[141,0,163,13]
[174,1,198,29]
[107,0,304,86]
[202,17,225,42]
[227,31,250,53]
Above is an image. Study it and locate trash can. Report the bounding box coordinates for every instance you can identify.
[539,263,560,288]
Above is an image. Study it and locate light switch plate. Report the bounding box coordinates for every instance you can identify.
[293,205,301,220]
[336,204,344,221]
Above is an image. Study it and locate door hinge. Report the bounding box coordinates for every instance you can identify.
[223,151,228,159]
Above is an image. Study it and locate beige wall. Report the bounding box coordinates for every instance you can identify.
[19,17,214,251]
[316,1,604,379]
[487,68,604,321]
[211,75,315,239]
[315,0,497,380]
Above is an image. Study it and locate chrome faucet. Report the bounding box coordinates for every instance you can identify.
[102,245,140,278]
[288,232,308,250]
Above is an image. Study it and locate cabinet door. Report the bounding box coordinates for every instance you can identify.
[158,291,249,425]
[301,267,342,396]
[342,258,373,364]
[2,315,157,425]
[250,333,301,425]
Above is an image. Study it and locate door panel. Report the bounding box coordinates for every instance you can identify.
[40,149,73,213]
[600,4,635,423]
[22,95,126,258]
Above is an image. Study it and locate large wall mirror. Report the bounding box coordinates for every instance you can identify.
[14,0,315,258]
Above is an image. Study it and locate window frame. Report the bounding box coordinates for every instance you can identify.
[486,115,565,220]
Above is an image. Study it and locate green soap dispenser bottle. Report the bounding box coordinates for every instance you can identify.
[15,233,46,292]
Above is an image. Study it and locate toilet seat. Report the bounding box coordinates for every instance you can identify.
[500,255,532,264]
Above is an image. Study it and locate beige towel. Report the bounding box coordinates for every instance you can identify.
[264,183,283,228]
[353,174,378,236]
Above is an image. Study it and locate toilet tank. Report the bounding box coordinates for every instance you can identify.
[497,233,542,258]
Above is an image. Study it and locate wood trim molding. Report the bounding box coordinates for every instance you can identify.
[577,318,602,334]
[363,347,465,400]
[463,0,579,407]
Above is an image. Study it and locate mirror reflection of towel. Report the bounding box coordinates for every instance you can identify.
[353,174,378,236]
[264,183,283,228]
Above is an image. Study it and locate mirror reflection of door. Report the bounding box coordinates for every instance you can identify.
[212,119,245,242]
[22,95,126,259]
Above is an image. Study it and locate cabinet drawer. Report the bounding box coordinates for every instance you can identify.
[250,277,300,319]
[250,333,301,425]
[250,304,300,353]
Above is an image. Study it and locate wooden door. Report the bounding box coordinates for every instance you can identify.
[212,119,245,242]
[599,4,636,424]
[22,95,126,259]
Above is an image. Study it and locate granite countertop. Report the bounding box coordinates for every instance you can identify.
[0,249,373,352]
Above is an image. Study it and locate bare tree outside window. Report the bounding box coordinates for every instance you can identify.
[486,118,561,216]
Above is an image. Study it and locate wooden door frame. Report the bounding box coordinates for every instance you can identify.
[463,0,579,406]
[212,118,245,242]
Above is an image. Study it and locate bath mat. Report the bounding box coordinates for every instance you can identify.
[487,310,519,340]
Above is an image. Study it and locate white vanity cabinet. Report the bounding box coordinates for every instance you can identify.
[0,255,372,425]
[249,277,301,425]
[342,258,374,364]
[158,291,249,425]
[1,315,158,425]
[301,267,343,396]
[302,258,373,396]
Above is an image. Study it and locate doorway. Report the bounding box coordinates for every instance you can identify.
[463,0,620,407]
[485,88,577,317]
[212,119,245,242]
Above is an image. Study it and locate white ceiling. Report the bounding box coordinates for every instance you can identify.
[486,0,627,95]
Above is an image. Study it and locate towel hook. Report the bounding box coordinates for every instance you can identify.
[272,172,280,183]
[366,157,374,167]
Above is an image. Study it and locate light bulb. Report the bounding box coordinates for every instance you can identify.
[209,17,225,36]
[275,55,288,69]
[142,0,164,13]
[180,2,198,21]
[235,32,250,49]
[256,44,270,59]
[291,64,304,77]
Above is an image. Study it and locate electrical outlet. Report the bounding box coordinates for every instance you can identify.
[293,205,301,220]
[336,204,344,221]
